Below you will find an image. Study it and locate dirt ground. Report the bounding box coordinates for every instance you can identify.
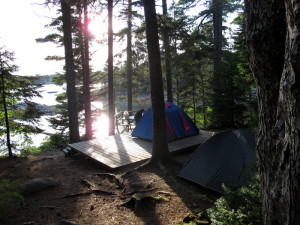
[0,148,219,225]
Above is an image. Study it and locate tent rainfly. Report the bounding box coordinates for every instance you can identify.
[179,130,256,192]
[131,102,199,142]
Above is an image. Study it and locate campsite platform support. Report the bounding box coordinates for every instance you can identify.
[68,130,213,169]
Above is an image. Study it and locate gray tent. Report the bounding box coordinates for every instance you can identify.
[179,130,256,192]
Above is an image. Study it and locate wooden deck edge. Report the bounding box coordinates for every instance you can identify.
[68,130,213,169]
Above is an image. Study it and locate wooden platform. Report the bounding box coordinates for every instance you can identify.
[68,130,213,169]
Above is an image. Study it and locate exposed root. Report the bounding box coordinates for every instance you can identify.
[92,173,124,188]
[120,159,154,178]
[118,192,156,215]
[63,189,116,198]
[79,178,94,188]
[120,156,183,179]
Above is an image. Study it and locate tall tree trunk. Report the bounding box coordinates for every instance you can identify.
[143,0,172,163]
[77,0,92,140]
[0,70,12,157]
[127,0,133,112]
[162,0,173,103]
[211,0,224,127]
[212,0,222,69]
[245,0,300,224]
[61,0,80,143]
[108,0,115,135]
[83,0,92,140]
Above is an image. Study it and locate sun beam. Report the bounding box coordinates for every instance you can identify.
[94,112,109,138]
[88,18,106,38]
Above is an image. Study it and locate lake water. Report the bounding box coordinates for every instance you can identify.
[1,83,150,155]
[29,84,110,146]
[0,84,65,154]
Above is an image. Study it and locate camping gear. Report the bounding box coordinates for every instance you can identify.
[134,108,145,124]
[179,130,256,192]
[131,102,199,141]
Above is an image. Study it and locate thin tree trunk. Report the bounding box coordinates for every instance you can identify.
[192,73,196,123]
[200,72,207,128]
[108,0,115,135]
[127,0,133,112]
[162,0,173,103]
[83,0,92,140]
[61,0,80,143]
[1,71,12,157]
[143,0,172,163]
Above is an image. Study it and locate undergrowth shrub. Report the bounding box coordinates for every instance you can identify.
[0,179,23,222]
[208,175,262,225]
[20,145,42,156]
[39,134,69,152]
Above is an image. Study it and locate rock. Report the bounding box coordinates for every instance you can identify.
[20,177,59,196]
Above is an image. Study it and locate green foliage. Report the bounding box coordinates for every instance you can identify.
[0,179,19,191]
[20,145,42,156]
[0,179,23,221]
[208,176,262,225]
[170,1,257,130]
[39,134,69,152]
[18,133,69,156]
[0,47,43,154]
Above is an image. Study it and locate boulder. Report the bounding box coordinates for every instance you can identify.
[20,177,58,196]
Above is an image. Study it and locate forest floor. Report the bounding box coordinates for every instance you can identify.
[0,148,219,225]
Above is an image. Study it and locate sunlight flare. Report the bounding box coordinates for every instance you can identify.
[94,112,109,138]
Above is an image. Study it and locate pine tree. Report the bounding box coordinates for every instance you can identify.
[0,47,43,156]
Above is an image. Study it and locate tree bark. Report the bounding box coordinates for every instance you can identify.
[108,0,115,135]
[212,0,222,69]
[61,0,80,143]
[200,72,207,128]
[127,0,133,112]
[162,0,173,103]
[211,0,225,127]
[143,0,172,162]
[83,0,93,140]
[245,0,300,224]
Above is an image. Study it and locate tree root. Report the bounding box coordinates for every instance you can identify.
[118,192,156,215]
[63,189,116,198]
[79,178,94,188]
[92,173,124,188]
[120,159,154,178]
[121,157,183,179]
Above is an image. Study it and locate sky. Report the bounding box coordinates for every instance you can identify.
[0,1,236,76]
[0,0,63,75]
[0,0,108,76]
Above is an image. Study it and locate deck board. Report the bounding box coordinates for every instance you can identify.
[68,130,213,169]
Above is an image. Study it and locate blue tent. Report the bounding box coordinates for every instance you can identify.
[131,102,199,141]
